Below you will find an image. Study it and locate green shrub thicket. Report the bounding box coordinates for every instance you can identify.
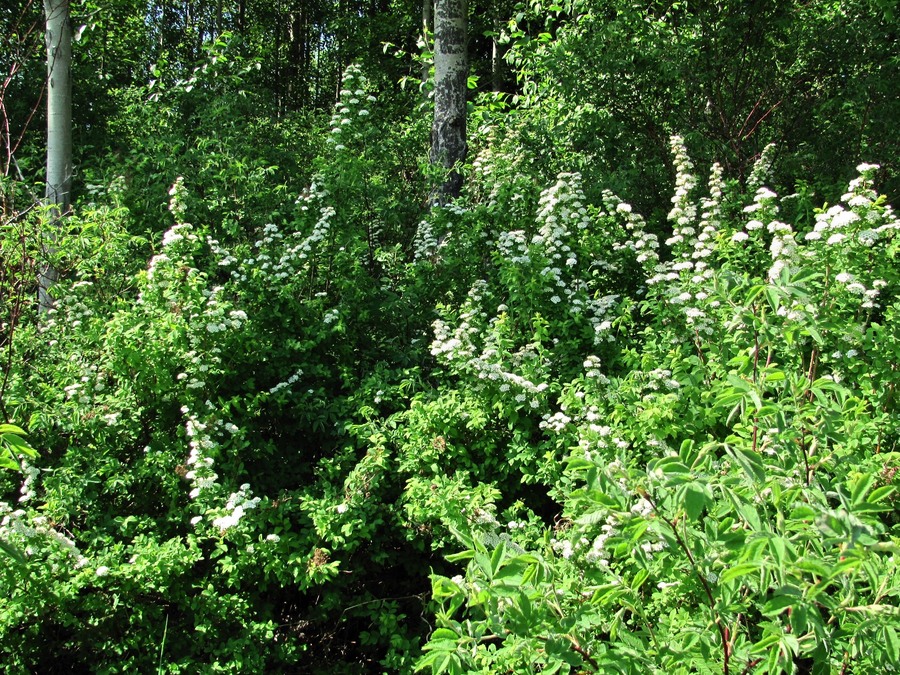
[1,64,899,674]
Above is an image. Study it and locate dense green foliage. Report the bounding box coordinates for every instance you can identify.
[1,0,899,673]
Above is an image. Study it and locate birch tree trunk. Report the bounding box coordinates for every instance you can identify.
[39,0,72,312]
[430,0,467,203]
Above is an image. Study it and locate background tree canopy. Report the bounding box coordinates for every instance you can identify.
[1,1,898,673]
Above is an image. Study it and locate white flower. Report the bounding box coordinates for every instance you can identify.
[95,566,110,577]
[731,232,749,242]
[212,514,238,530]
[857,230,878,246]
[826,233,845,245]
[831,211,860,228]
[336,503,349,514]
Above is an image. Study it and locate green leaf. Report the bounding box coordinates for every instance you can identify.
[0,453,20,471]
[749,633,781,654]
[761,594,796,617]
[0,538,26,563]
[430,628,459,642]
[719,562,761,585]
[445,550,475,563]
[762,286,780,311]
[631,568,649,591]
[490,539,506,577]
[0,424,27,435]
[850,473,875,505]
[867,485,896,503]
[682,483,709,521]
[885,626,900,663]
[724,443,767,483]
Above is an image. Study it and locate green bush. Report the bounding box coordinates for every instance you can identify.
[417,142,900,674]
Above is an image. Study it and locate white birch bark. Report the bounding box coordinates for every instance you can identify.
[430,0,467,203]
[40,0,72,312]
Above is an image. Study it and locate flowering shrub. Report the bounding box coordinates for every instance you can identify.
[417,144,900,674]
[1,57,898,673]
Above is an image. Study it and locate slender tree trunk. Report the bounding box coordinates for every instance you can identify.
[430,0,467,203]
[39,0,72,312]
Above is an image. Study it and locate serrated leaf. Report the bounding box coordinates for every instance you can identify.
[655,457,691,474]
[430,628,459,642]
[749,633,781,654]
[789,504,817,520]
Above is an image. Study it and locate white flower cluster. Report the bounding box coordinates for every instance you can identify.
[607,191,659,267]
[145,196,201,292]
[211,483,260,531]
[0,502,88,568]
[665,135,700,250]
[431,281,551,404]
[183,406,226,500]
[18,461,40,503]
[533,174,623,343]
[584,514,618,565]
[268,368,304,395]
[804,164,898,251]
[143,179,200,288]
[576,418,628,459]
[539,411,572,433]
[58,359,110,413]
[326,64,376,152]
[746,143,777,194]
[621,141,728,337]
[496,229,530,265]
[180,406,265,534]
[40,284,98,336]
[197,283,247,336]
[225,184,336,291]
[167,176,189,222]
[413,218,438,262]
